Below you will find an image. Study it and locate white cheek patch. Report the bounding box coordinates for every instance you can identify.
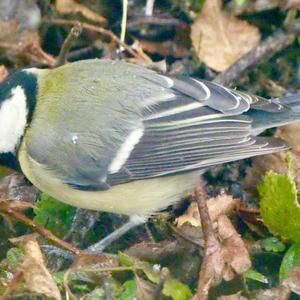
[0,86,28,153]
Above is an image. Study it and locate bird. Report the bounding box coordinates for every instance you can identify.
[0,59,300,252]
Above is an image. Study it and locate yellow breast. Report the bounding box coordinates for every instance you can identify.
[18,142,199,216]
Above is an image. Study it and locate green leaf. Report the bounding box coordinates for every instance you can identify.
[33,193,76,237]
[118,252,160,283]
[0,166,11,178]
[234,0,247,5]
[85,288,106,300]
[262,237,286,253]
[118,253,191,299]
[163,279,192,300]
[53,271,64,286]
[279,242,300,281]
[118,252,135,267]
[244,269,268,284]
[6,247,24,269]
[73,283,91,293]
[140,263,161,284]
[259,171,300,242]
[116,280,137,300]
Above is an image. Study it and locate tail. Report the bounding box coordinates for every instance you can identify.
[248,94,300,135]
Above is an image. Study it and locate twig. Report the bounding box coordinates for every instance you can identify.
[195,181,213,242]
[120,0,128,47]
[127,16,183,28]
[67,45,96,61]
[43,18,145,61]
[192,181,218,300]
[103,276,115,300]
[145,0,156,16]
[0,198,83,255]
[214,31,297,86]
[56,22,82,67]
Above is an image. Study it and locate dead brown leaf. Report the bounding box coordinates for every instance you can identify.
[0,20,55,66]
[256,286,290,300]
[63,253,119,297]
[0,65,8,83]
[126,241,179,261]
[286,0,300,9]
[0,173,38,205]
[191,0,260,72]
[194,215,251,298]
[55,0,106,23]
[217,215,251,275]
[71,253,119,270]
[9,233,40,245]
[282,264,300,295]
[138,39,189,58]
[21,240,61,300]
[176,194,237,227]
[135,274,156,300]
[244,123,300,194]
[2,270,24,299]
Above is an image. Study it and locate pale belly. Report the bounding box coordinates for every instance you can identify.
[18,145,200,216]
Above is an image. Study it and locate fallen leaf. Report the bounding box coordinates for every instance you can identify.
[256,286,290,300]
[0,65,8,82]
[0,0,41,30]
[2,270,24,299]
[9,233,40,245]
[135,275,156,300]
[191,0,260,72]
[21,240,61,300]
[176,194,237,227]
[286,0,300,9]
[244,123,300,194]
[126,241,179,261]
[282,263,300,295]
[71,253,119,270]
[194,215,251,297]
[137,39,189,58]
[55,0,106,23]
[0,173,39,205]
[63,253,119,297]
[0,20,55,66]
[217,215,251,275]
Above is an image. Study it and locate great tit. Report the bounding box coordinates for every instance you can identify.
[0,59,300,245]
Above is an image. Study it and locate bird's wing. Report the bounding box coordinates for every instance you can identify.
[25,61,288,191]
[106,75,288,185]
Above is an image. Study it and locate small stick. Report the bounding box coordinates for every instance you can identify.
[195,181,213,241]
[145,0,156,16]
[120,0,128,47]
[0,198,83,255]
[56,22,82,67]
[214,31,297,87]
[43,18,147,61]
[192,181,218,300]
[127,16,183,28]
